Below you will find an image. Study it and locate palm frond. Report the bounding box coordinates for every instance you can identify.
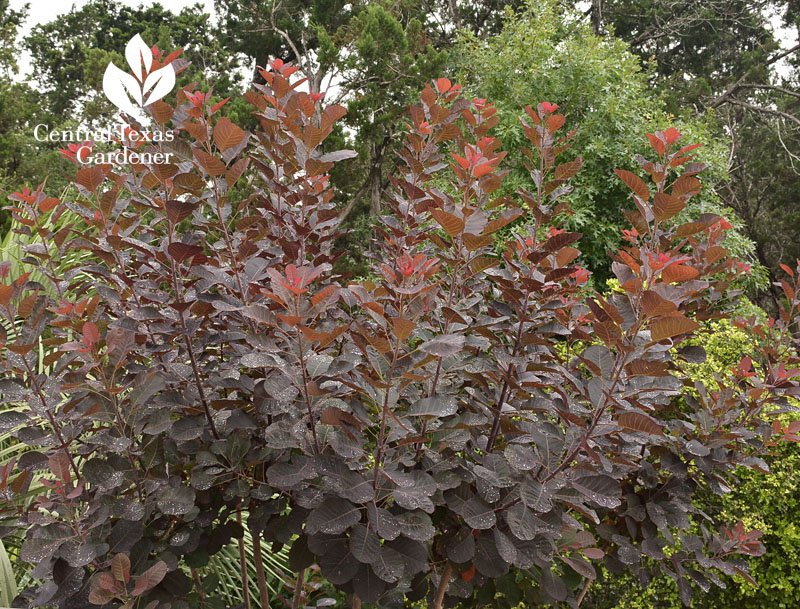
[0,537,18,606]
[203,528,292,608]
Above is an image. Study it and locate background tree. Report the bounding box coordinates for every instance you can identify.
[578,0,800,308]
[453,1,763,286]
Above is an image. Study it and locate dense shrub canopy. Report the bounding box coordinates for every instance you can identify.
[1,55,799,609]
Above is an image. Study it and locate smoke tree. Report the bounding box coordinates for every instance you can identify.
[0,58,799,609]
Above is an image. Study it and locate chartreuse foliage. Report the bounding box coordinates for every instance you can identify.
[1,52,799,609]
[454,0,764,290]
[586,302,800,609]
[601,443,800,609]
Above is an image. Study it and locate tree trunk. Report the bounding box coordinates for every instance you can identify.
[591,0,604,35]
[368,141,384,218]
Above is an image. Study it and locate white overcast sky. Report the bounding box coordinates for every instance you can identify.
[9,0,216,79]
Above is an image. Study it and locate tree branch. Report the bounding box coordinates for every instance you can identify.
[724,98,800,129]
[735,83,800,101]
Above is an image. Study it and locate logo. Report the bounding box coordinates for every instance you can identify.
[33,33,177,166]
[103,33,175,119]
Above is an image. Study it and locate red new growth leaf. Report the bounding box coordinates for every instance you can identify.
[737,356,756,378]
[646,133,666,154]
[473,160,496,177]
[163,48,184,66]
[436,77,452,93]
[187,90,210,107]
[622,228,639,242]
[394,253,436,280]
[571,267,590,284]
[59,141,93,164]
[663,127,681,145]
[677,142,703,156]
[210,97,230,114]
[82,321,100,348]
[282,264,308,294]
[397,255,415,277]
[279,264,323,295]
[451,153,470,170]
[10,185,34,203]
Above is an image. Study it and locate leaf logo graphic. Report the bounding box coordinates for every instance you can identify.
[103,34,175,118]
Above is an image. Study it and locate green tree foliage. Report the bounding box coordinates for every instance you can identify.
[719,105,800,310]
[579,0,800,309]
[590,0,779,111]
[453,1,761,285]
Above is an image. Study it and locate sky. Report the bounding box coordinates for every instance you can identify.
[9,0,216,79]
